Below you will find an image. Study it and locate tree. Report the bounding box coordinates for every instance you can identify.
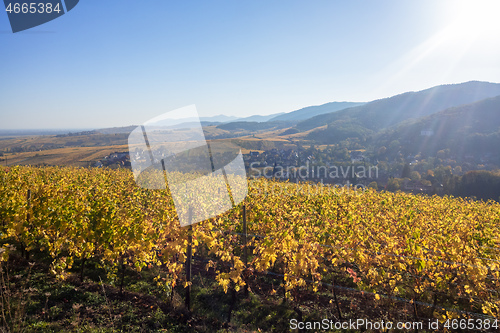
[454,170,500,202]
[421,179,432,186]
[401,163,411,178]
[388,140,400,154]
[434,166,452,182]
[386,178,400,191]
[377,161,389,172]
[410,171,421,181]
[377,146,387,157]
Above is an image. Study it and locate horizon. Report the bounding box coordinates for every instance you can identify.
[1,79,499,131]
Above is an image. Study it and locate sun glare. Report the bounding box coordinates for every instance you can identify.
[381,0,500,89]
[446,0,500,42]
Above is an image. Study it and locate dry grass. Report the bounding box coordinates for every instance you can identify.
[1,145,129,167]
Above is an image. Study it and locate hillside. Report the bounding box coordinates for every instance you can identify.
[296,81,500,135]
[374,95,500,158]
[268,101,365,122]
[216,120,293,132]
[235,112,285,122]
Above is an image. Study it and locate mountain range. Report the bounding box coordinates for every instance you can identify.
[294,81,500,144]
[3,80,500,174]
[294,81,500,131]
[138,101,365,130]
[90,81,500,162]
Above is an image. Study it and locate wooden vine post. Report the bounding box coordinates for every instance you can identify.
[23,189,31,260]
[185,207,193,311]
[242,204,249,298]
[331,280,342,320]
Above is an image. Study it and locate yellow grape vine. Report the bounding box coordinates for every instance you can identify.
[0,166,499,317]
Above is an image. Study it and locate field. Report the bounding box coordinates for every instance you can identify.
[0,134,131,167]
[0,132,291,168]
[1,166,500,332]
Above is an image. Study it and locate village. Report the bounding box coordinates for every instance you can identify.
[93,147,447,195]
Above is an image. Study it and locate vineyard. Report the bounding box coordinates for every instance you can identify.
[1,165,500,331]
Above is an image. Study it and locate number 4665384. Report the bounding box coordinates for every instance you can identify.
[6,3,62,14]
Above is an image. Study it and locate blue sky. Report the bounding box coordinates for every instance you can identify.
[1,0,500,129]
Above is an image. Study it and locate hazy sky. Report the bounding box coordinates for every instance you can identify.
[1,0,500,129]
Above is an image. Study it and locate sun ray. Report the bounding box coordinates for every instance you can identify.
[372,0,500,98]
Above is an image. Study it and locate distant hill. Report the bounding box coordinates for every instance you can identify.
[297,81,500,133]
[269,101,365,122]
[200,115,239,123]
[0,129,94,137]
[78,81,500,149]
[216,121,293,132]
[375,94,500,158]
[235,113,285,122]
[96,126,137,135]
